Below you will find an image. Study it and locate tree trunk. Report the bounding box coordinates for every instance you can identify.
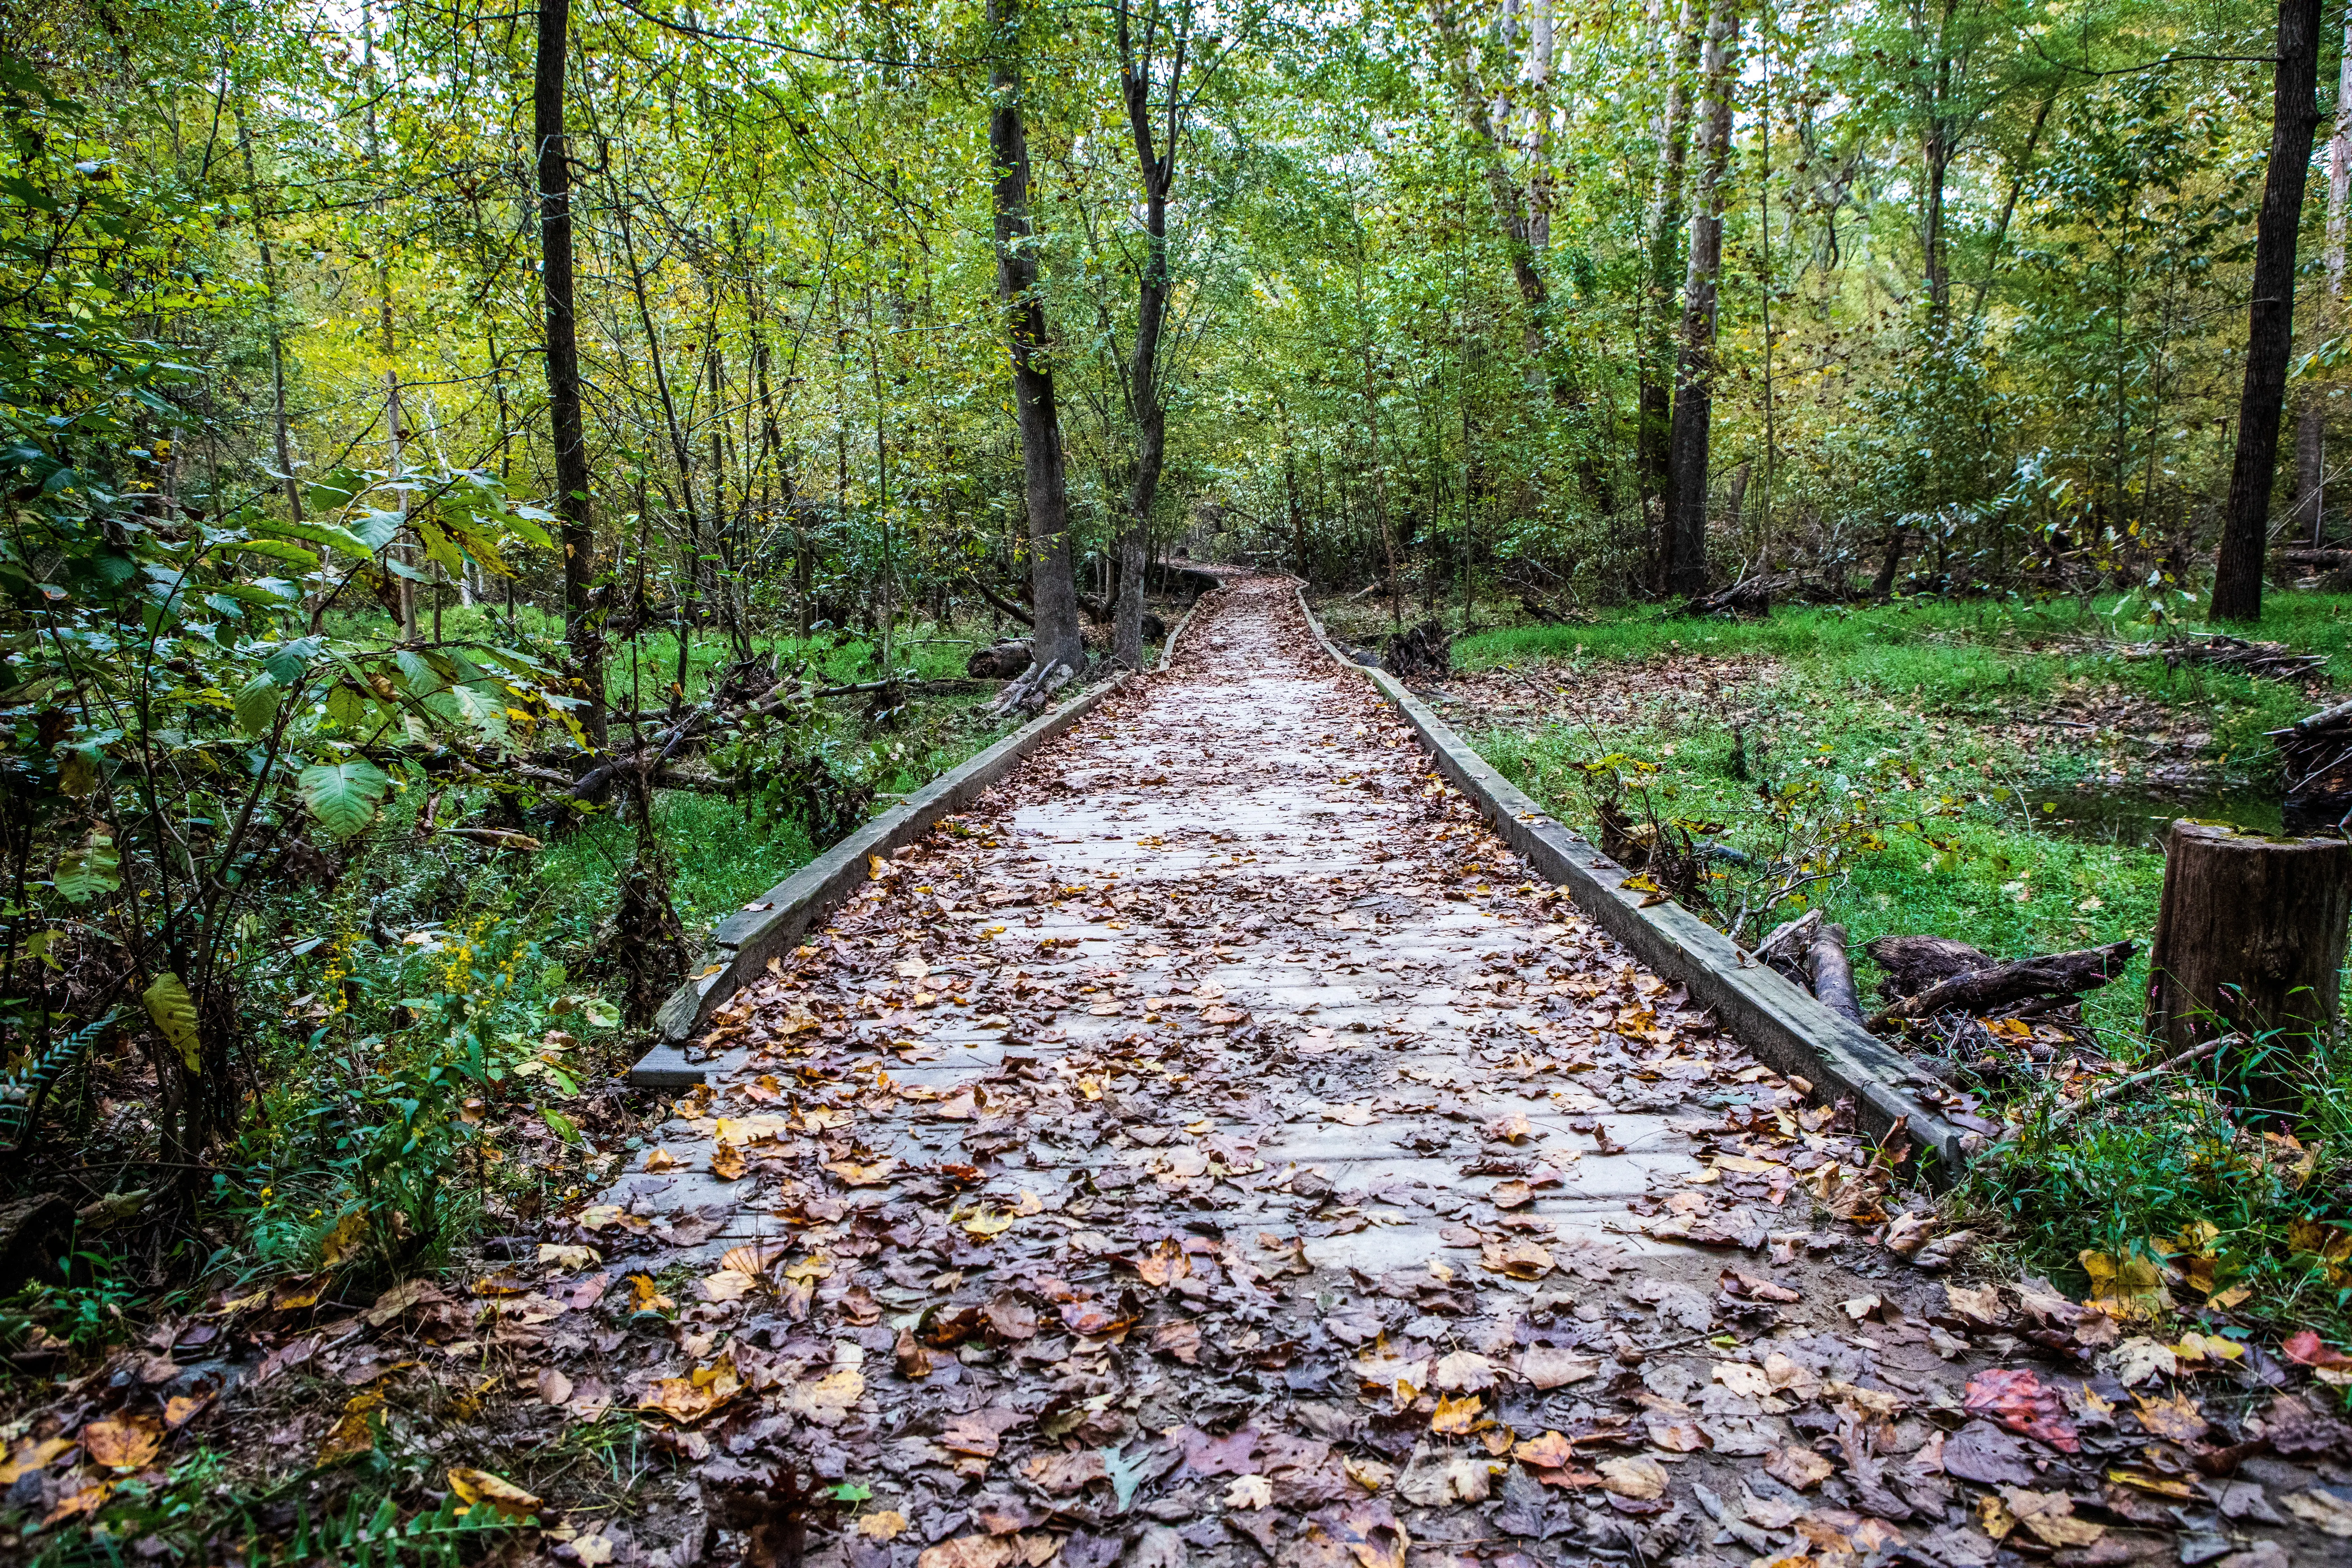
[2213,0,2323,623]
[1639,0,1702,559]
[989,0,1085,680]
[1663,0,1738,600]
[2296,393,2325,546]
[536,0,605,748]
[1114,0,1184,672]
[2146,820,2352,1112]
[2330,3,2352,298]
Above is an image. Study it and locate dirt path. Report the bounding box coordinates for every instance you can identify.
[558,577,2336,1568]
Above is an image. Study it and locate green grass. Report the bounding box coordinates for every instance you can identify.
[1471,684,2169,1038]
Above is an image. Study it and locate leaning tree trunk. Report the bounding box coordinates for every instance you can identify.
[536,0,605,748]
[1662,0,1739,599]
[2213,0,2323,623]
[988,0,1085,683]
[2146,820,2352,1112]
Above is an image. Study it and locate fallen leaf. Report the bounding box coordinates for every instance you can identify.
[857,1511,909,1541]
[1963,1367,2080,1452]
[1597,1454,1668,1500]
[2133,1390,2207,1444]
[1765,1444,1835,1491]
[1434,1350,1498,1393]
[79,1416,161,1472]
[781,1367,864,1426]
[1225,1474,1273,1509]
[448,1468,541,1518]
[1998,1486,2104,1548]
[1519,1346,1600,1388]
[2286,1488,2352,1536]
[1430,1394,1482,1434]
[537,1367,573,1406]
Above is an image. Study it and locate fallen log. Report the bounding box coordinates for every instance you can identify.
[1681,572,1795,618]
[1806,922,1866,1026]
[1863,934,1994,1002]
[1869,939,2137,1031]
[967,639,1034,679]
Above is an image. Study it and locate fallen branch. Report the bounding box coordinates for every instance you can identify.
[1747,909,1821,971]
[1868,940,2137,1031]
[2043,1035,2231,1131]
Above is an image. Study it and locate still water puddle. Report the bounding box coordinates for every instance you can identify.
[2018,784,2281,850]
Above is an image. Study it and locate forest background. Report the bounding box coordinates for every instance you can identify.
[9,0,2352,1479]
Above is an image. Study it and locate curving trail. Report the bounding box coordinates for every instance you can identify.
[569,575,2335,1568]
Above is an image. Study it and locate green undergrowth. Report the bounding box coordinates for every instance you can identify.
[1,614,1049,1368]
[1447,588,2352,1336]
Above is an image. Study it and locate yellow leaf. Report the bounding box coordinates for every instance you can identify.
[1430,1393,1482,1435]
[628,1273,677,1314]
[710,1143,747,1181]
[858,1511,909,1541]
[316,1392,384,1465]
[317,1211,368,1269]
[142,972,202,1072]
[79,1416,162,1472]
[447,1467,541,1518]
[0,1436,73,1485]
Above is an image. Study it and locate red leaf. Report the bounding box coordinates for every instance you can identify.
[2283,1330,2352,1371]
[1962,1367,2080,1453]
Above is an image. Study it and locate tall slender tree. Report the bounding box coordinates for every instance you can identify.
[535,0,606,745]
[988,0,1086,695]
[1113,0,1189,670]
[2213,0,2323,621]
[1664,0,1738,597]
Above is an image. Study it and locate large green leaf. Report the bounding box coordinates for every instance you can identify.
[303,468,369,517]
[299,760,392,839]
[143,972,202,1072]
[233,672,282,737]
[53,836,119,902]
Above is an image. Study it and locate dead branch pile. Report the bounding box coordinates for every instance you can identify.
[1857,933,2136,1085]
[2274,697,2352,833]
[2133,632,2330,683]
[1384,618,1455,678]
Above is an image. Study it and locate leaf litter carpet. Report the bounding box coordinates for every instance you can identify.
[523,580,2351,1564]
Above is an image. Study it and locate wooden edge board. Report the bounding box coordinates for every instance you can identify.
[1289,582,1972,1183]
[625,581,1225,1089]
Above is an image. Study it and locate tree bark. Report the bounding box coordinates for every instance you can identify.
[2295,392,2325,545]
[2213,0,2323,623]
[1639,0,1702,560]
[1663,0,1738,599]
[2146,820,2352,1111]
[536,0,606,748]
[988,0,1086,680]
[1114,0,1184,671]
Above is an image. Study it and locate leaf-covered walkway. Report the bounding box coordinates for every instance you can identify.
[548,577,2333,1567]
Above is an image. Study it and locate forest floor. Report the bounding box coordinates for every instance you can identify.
[22,576,2345,1566]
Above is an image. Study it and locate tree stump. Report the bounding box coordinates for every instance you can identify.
[2146,820,2352,1112]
